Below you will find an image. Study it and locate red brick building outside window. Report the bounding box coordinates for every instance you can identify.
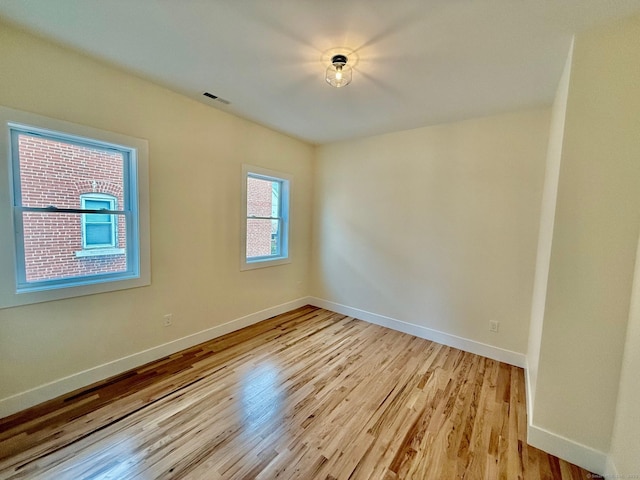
[246,176,280,258]
[16,133,127,283]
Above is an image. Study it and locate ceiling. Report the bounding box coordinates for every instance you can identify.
[1,1,639,144]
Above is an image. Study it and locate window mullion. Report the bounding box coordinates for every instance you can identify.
[17,206,126,215]
[247,215,280,220]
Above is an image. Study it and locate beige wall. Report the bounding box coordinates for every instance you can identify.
[526,42,573,413]
[312,109,550,354]
[532,14,640,454]
[608,234,640,476]
[0,23,313,400]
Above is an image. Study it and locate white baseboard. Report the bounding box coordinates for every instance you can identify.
[0,297,311,419]
[524,360,534,421]
[307,297,526,368]
[525,359,607,475]
[527,422,607,475]
[605,456,619,477]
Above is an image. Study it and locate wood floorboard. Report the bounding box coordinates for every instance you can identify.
[0,306,593,479]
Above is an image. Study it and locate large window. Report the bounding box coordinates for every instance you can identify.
[241,165,291,270]
[0,106,150,308]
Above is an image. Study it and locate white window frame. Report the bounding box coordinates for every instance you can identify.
[80,194,118,249]
[241,164,291,271]
[0,106,151,309]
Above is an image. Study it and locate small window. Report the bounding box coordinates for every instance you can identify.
[81,194,118,249]
[241,165,291,270]
[0,106,150,308]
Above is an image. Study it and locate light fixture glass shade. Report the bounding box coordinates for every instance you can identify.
[325,55,352,87]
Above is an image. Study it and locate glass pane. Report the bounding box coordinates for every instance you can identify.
[86,224,113,246]
[84,199,112,210]
[85,213,111,223]
[247,177,279,218]
[84,199,114,223]
[247,219,280,258]
[84,199,110,209]
[21,212,127,283]
[271,218,281,256]
[17,133,125,209]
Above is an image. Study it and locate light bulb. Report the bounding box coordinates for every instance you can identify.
[325,54,352,88]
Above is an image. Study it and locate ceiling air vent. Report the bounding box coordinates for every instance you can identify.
[203,92,231,105]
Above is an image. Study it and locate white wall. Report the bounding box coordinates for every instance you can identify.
[526,41,573,414]
[531,12,640,465]
[312,108,550,356]
[0,23,313,410]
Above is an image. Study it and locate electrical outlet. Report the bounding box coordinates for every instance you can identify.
[489,320,499,333]
[163,314,173,327]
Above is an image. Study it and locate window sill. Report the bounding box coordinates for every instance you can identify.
[75,248,126,258]
[241,255,291,271]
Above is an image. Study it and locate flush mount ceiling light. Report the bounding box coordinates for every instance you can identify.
[325,54,352,88]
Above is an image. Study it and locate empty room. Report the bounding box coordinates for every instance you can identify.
[0,1,639,479]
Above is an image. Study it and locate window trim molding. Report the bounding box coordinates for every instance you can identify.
[0,105,151,309]
[241,164,292,271]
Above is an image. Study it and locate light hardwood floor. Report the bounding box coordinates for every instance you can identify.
[0,306,592,479]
